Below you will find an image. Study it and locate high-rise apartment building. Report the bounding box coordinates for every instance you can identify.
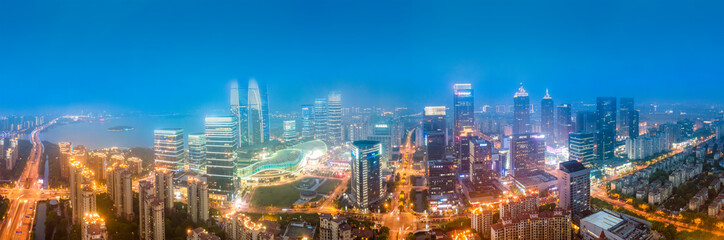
[596,97,617,160]
[154,169,174,211]
[328,92,342,145]
[301,104,315,141]
[569,132,595,167]
[248,78,270,145]
[557,160,591,216]
[187,176,209,223]
[314,98,329,141]
[153,128,185,173]
[188,133,206,173]
[557,104,572,145]
[205,116,238,195]
[59,141,72,180]
[320,213,352,240]
[499,193,539,219]
[140,195,165,240]
[82,213,108,240]
[69,158,95,224]
[107,163,133,220]
[491,209,571,240]
[350,140,384,210]
[541,90,554,141]
[513,85,531,134]
[471,206,494,238]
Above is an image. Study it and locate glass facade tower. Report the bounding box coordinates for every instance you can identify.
[205,116,238,194]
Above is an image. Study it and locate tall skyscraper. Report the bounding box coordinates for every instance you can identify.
[314,98,329,141]
[575,111,596,133]
[596,97,617,161]
[107,163,133,220]
[350,140,384,210]
[619,97,635,137]
[456,128,474,178]
[154,169,174,211]
[368,121,392,162]
[568,132,595,167]
[423,106,446,160]
[513,84,531,134]
[230,80,248,147]
[510,133,546,176]
[470,137,495,184]
[427,158,457,210]
[541,89,555,141]
[187,176,209,223]
[300,104,315,141]
[328,92,342,145]
[284,120,297,143]
[153,128,186,174]
[557,160,591,216]
[453,84,475,138]
[556,104,572,145]
[631,110,640,137]
[69,158,95,224]
[247,78,270,145]
[205,116,238,195]
[188,133,206,173]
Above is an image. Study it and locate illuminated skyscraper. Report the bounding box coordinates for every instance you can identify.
[153,128,186,174]
[510,133,546,176]
[513,84,531,134]
[350,140,384,210]
[188,133,206,173]
[424,106,447,161]
[620,97,639,138]
[557,160,590,216]
[248,78,269,145]
[541,89,554,141]
[556,104,572,145]
[204,116,238,195]
[328,92,342,145]
[230,80,249,147]
[596,97,617,161]
[301,104,314,141]
[187,176,209,223]
[314,98,328,141]
[453,83,474,139]
[284,120,297,143]
[569,132,595,167]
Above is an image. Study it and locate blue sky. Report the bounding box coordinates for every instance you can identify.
[1,0,723,114]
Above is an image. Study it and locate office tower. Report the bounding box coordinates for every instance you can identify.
[513,84,531,134]
[82,213,108,240]
[541,89,554,141]
[70,158,95,224]
[367,121,392,162]
[490,208,571,240]
[427,159,456,203]
[580,209,653,240]
[320,213,353,240]
[350,140,384,209]
[424,106,447,160]
[284,120,297,143]
[59,142,71,180]
[301,104,315,141]
[575,111,596,133]
[470,138,494,184]
[557,160,591,216]
[619,97,639,138]
[188,133,206,173]
[328,92,342,145]
[510,133,546,176]
[314,98,329,141]
[596,97,617,161]
[499,193,539,219]
[248,78,270,145]
[230,80,249,147]
[456,128,474,178]
[107,163,133,220]
[153,128,185,173]
[154,169,174,211]
[188,176,209,223]
[569,132,595,167]
[453,84,475,139]
[205,116,238,194]
[556,104,572,145]
[471,206,494,237]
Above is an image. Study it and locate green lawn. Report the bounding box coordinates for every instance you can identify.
[251,183,302,208]
[315,179,341,194]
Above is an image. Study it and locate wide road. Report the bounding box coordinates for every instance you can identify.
[0,121,54,240]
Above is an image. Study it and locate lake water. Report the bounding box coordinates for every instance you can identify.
[41,115,206,149]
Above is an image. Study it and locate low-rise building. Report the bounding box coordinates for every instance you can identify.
[580,209,653,240]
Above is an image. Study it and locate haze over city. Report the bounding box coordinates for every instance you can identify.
[2,1,724,240]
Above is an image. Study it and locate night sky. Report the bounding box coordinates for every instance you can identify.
[1,0,723,114]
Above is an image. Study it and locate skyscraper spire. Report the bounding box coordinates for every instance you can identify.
[514,83,528,97]
[543,89,552,99]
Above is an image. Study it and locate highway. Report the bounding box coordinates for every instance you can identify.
[0,121,54,240]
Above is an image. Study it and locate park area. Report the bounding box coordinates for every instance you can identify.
[250,177,342,208]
